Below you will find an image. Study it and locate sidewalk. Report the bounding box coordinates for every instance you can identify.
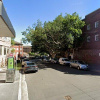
[0,68,20,100]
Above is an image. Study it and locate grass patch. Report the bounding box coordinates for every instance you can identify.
[14,62,22,70]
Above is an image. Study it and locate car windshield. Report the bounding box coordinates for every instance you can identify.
[27,63,35,65]
[78,61,85,64]
[63,59,69,61]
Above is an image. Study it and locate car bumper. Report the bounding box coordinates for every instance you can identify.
[24,67,38,72]
[81,67,89,70]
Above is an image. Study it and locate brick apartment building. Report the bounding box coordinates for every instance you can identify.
[11,41,23,60]
[23,46,32,53]
[74,8,100,64]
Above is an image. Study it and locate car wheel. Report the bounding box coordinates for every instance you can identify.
[77,66,80,70]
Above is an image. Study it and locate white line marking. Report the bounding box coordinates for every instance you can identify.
[21,74,29,100]
[18,73,22,100]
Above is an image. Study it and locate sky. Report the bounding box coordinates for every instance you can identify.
[3,0,100,45]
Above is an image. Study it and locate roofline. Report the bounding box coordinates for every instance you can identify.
[0,1,15,37]
[14,41,23,45]
[85,8,100,17]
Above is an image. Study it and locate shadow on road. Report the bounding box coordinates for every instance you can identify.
[37,61,100,76]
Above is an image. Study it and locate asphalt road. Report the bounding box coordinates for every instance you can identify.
[25,61,100,100]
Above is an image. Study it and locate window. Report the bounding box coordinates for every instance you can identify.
[87,24,90,30]
[7,48,9,54]
[17,48,19,50]
[95,35,99,41]
[87,36,90,42]
[20,48,22,50]
[4,47,6,55]
[0,46,2,55]
[95,21,99,28]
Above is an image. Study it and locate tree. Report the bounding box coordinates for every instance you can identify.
[11,38,15,46]
[22,13,85,58]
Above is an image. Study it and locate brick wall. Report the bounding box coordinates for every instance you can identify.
[74,49,100,64]
[74,8,100,64]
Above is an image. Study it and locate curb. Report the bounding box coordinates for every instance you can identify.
[18,73,29,100]
[91,70,100,73]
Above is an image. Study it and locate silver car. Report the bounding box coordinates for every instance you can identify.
[70,60,88,70]
[23,61,38,73]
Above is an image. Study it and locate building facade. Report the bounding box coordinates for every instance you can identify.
[0,0,15,68]
[0,37,11,67]
[74,8,100,64]
[11,41,23,60]
[23,46,32,53]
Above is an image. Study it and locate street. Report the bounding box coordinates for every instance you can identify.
[25,61,100,100]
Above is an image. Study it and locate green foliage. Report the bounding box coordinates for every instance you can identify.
[22,13,85,57]
[11,48,15,53]
[11,38,15,45]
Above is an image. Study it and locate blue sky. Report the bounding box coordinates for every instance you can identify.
[3,0,100,45]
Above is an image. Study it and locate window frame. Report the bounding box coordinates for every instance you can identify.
[95,34,99,41]
[95,21,99,28]
[0,45,2,55]
[4,47,6,55]
[87,24,90,30]
[87,36,90,42]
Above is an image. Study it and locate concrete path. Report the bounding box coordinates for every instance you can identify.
[0,70,20,100]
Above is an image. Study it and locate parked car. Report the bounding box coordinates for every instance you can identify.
[43,57,51,62]
[23,61,38,73]
[22,58,29,67]
[51,58,59,64]
[70,60,89,70]
[59,58,70,65]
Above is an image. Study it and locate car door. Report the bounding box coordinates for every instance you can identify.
[74,61,79,68]
[71,60,75,67]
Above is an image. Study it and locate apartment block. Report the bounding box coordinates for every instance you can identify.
[11,41,23,60]
[74,8,100,64]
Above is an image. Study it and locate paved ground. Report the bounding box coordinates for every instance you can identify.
[0,70,20,100]
[25,61,100,100]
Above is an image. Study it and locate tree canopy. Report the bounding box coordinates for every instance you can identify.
[22,12,85,57]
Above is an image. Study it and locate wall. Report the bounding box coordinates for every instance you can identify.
[74,8,100,64]
[0,37,11,67]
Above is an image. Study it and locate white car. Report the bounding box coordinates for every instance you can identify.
[59,58,70,65]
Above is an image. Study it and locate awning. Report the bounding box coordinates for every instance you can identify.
[0,1,15,37]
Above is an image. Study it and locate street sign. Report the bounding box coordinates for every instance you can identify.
[7,57,14,69]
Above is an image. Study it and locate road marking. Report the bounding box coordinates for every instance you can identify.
[18,73,29,100]
[18,73,22,100]
[21,74,29,100]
